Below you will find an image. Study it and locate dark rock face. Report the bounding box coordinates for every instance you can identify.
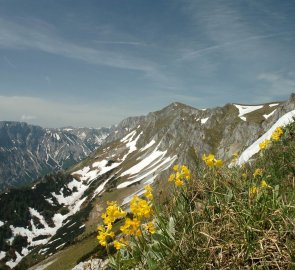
[0,123,110,191]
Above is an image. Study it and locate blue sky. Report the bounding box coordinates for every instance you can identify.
[0,0,295,127]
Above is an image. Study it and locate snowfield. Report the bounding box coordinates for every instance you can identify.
[234,104,263,121]
[237,109,295,165]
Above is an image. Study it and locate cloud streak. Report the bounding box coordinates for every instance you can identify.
[0,18,157,73]
[180,32,291,61]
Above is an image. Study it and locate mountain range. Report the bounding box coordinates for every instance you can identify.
[0,93,294,269]
[0,123,110,191]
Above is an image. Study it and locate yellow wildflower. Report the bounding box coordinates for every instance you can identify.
[242,173,247,178]
[113,237,128,250]
[173,164,179,171]
[202,154,223,168]
[119,237,128,245]
[175,178,184,187]
[249,186,259,197]
[130,196,153,220]
[144,184,153,200]
[181,165,191,180]
[261,180,271,188]
[97,224,115,246]
[215,159,223,167]
[113,240,124,250]
[144,220,156,234]
[101,201,126,225]
[271,127,284,141]
[168,165,191,188]
[259,139,271,150]
[168,174,175,182]
[120,218,142,236]
[253,168,263,178]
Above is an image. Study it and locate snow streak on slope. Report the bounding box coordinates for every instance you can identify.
[269,103,279,107]
[72,130,143,184]
[263,109,276,119]
[118,140,177,189]
[201,117,209,124]
[140,140,156,152]
[234,104,263,121]
[237,110,295,165]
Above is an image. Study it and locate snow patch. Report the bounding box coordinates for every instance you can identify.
[54,133,60,141]
[0,251,6,260]
[45,197,54,205]
[201,117,209,124]
[140,140,156,152]
[121,148,166,177]
[91,176,113,199]
[71,160,119,183]
[234,104,263,120]
[120,130,136,143]
[6,251,22,269]
[237,109,295,165]
[269,103,279,107]
[118,150,177,189]
[51,179,88,208]
[263,109,276,119]
[56,242,66,250]
[125,131,142,155]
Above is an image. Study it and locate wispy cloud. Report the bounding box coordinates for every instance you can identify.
[0,17,157,73]
[93,40,147,46]
[180,32,290,61]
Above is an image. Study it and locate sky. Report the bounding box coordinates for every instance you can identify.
[0,0,295,128]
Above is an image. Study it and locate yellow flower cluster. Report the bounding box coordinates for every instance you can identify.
[97,223,115,247]
[144,184,153,200]
[249,180,272,198]
[144,220,156,234]
[101,201,126,224]
[253,168,263,178]
[271,127,284,141]
[168,164,191,187]
[202,154,223,168]
[97,201,126,246]
[113,237,128,250]
[97,185,156,250]
[120,217,142,236]
[130,195,153,220]
[259,127,284,151]
[259,139,271,150]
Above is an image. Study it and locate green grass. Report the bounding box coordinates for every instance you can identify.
[45,234,102,270]
[105,122,295,270]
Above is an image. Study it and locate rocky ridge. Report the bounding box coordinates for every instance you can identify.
[0,94,294,269]
[0,123,110,191]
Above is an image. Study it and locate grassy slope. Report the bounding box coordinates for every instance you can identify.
[27,121,294,270]
[106,122,295,270]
